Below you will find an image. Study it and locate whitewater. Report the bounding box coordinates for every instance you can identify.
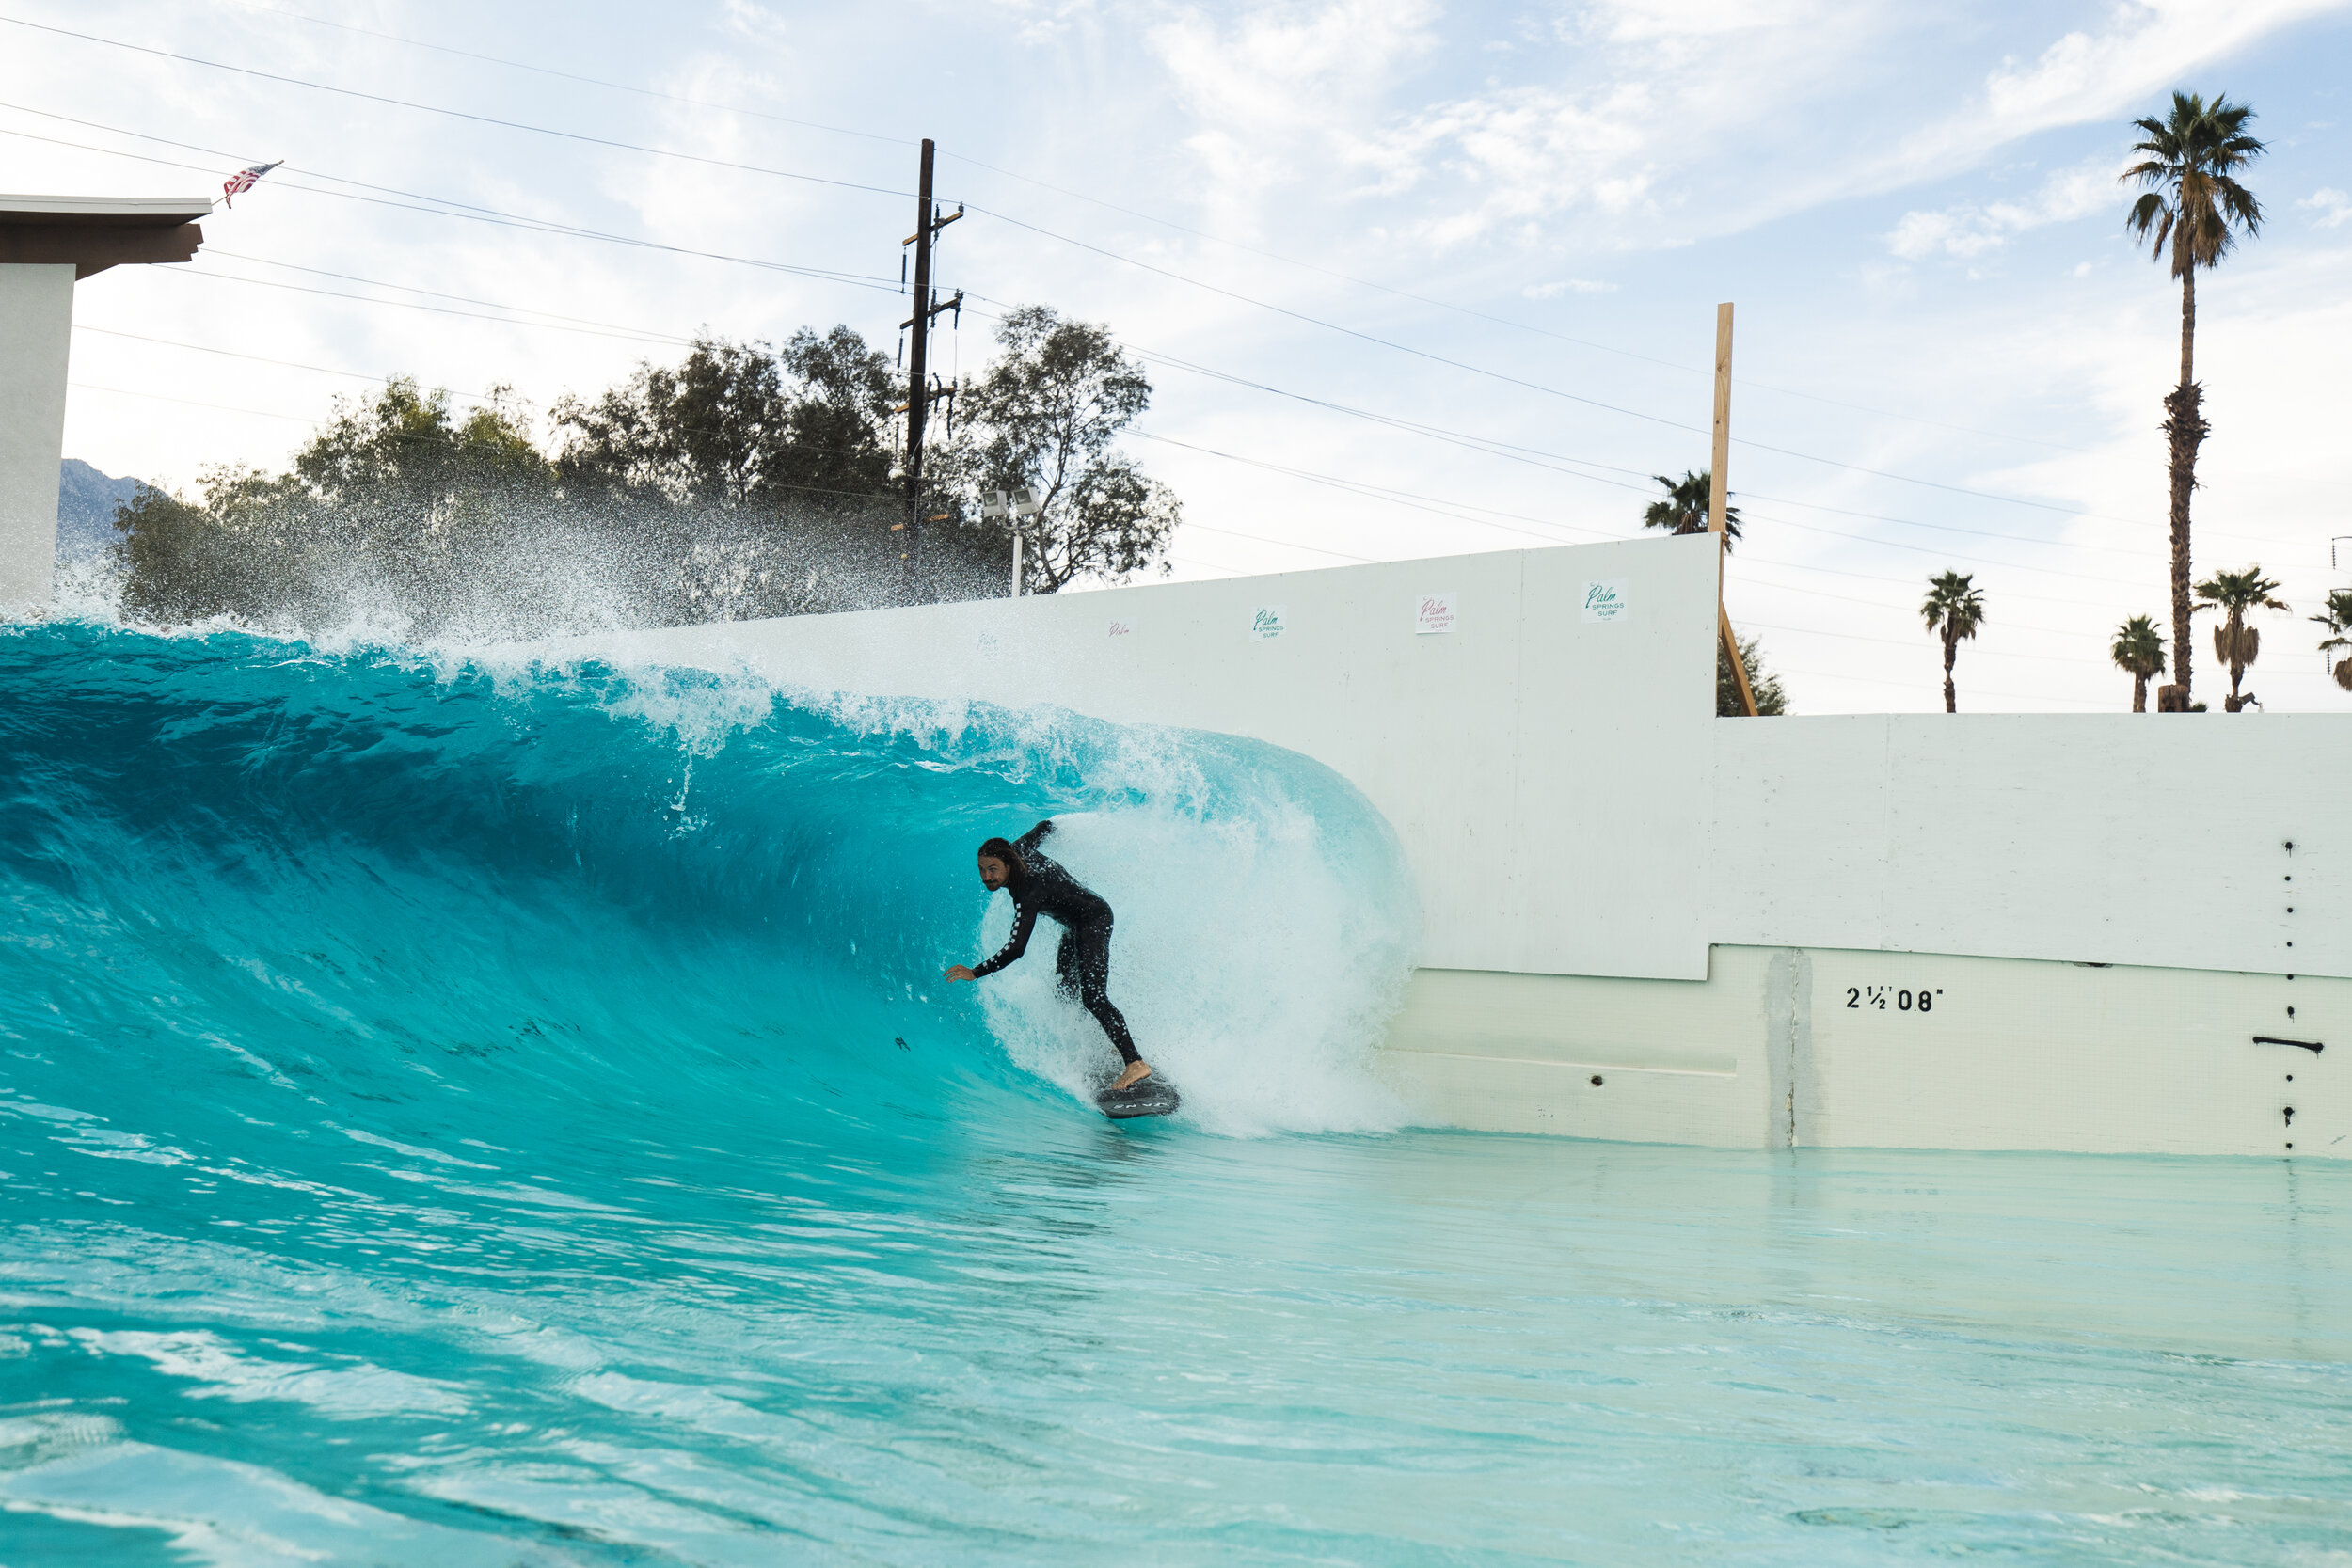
[4,613,2349,1566]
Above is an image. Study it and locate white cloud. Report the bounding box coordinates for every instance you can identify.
[1150,0,2348,260]
[2298,187,2352,228]
[1523,277,1618,297]
[1145,0,1450,240]
[1894,0,2348,180]
[1886,154,2125,260]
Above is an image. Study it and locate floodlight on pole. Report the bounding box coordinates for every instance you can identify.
[984,488,1043,596]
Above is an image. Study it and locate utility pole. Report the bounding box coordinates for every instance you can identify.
[1710,301,1759,718]
[899,137,962,601]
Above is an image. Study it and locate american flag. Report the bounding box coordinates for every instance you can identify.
[220,160,282,208]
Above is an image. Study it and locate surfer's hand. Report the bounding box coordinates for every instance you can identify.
[943,964,977,982]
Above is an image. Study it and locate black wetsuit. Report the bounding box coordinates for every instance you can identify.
[969,820,1140,1065]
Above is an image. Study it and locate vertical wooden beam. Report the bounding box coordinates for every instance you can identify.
[1708,302,1733,538]
[1709,302,1758,717]
[1720,602,1757,716]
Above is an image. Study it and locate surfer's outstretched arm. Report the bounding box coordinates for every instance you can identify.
[971,906,1036,976]
[946,906,1035,982]
[1014,819,1054,853]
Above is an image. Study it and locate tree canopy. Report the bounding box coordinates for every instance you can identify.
[961,306,1180,594]
[111,313,1184,633]
[1643,469,1740,550]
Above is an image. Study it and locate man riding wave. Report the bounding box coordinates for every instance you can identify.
[943,820,1155,1093]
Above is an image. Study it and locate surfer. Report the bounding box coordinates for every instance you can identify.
[943,820,1155,1093]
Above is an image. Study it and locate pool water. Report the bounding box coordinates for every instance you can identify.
[3,623,2346,1565]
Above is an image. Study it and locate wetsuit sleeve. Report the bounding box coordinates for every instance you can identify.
[969,903,1036,978]
[1013,819,1054,854]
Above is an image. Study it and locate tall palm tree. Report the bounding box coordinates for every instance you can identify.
[1643,469,1740,550]
[2122,92,2265,708]
[2110,614,2167,712]
[2193,565,2287,712]
[2311,587,2352,693]
[1919,570,1986,713]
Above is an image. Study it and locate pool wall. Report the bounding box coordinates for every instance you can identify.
[592,531,2351,1157]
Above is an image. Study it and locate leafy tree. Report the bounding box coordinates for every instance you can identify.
[2312,587,2352,693]
[1919,570,1986,713]
[557,337,775,506]
[293,379,552,598]
[2194,565,2287,712]
[115,466,298,624]
[1717,632,1787,716]
[1644,469,1740,550]
[963,306,1179,594]
[552,328,896,509]
[551,329,921,618]
[773,325,898,499]
[2122,92,2265,708]
[117,380,551,628]
[2109,614,2167,712]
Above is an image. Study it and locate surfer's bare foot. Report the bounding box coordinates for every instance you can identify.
[1108,1061,1152,1092]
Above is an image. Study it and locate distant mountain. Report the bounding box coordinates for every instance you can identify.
[56,459,149,561]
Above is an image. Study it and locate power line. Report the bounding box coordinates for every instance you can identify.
[70,381,314,423]
[214,0,2092,457]
[972,201,2167,523]
[0,19,2213,523]
[0,106,898,288]
[1771,663,2112,707]
[73,325,447,388]
[215,0,910,149]
[155,264,692,347]
[1129,341,2218,563]
[205,250,696,341]
[1178,522,1376,564]
[1731,574,2108,640]
[0,38,2293,556]
[0,14,910,200]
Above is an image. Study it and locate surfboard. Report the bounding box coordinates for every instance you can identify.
[1095,1077,1181,1120]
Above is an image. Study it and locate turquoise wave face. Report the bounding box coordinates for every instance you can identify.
[8,621,2351,1567]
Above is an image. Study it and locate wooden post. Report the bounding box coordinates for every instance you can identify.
[1710,302,1758,717]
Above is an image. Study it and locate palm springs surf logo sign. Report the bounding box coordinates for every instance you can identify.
[1250,605,1287,641]
[1581,579,1629,623]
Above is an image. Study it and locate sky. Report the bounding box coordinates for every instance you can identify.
[6,0,2351,713]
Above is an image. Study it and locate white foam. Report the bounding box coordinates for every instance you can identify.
[971,776,1416,1139]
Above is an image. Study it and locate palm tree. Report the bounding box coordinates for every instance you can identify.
[2110,614,2167,712]
[1643,469,1740,551]
[2122,92,2265,708]
[2311,587,2352,693]
[2193,566,2287,712]
[1919,570,1986,713]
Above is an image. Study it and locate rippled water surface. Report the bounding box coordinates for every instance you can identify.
[3,623,2346,1565]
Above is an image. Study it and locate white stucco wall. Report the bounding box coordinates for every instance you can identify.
[0,263,73,612]
[1711,715,2346,979]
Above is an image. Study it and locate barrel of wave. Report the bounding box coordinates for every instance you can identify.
[961,735,1417,1139]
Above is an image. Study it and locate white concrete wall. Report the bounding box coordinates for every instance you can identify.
[1710,715,2345,980]
[0,264,73,612]
[1380,951,2345,1158]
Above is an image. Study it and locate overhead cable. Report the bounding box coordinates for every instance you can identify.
[0,107,896,288]
[215,0,2089,455]
[0,14,910,199]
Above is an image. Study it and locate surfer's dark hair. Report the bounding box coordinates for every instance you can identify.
[977,837,1025,876]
